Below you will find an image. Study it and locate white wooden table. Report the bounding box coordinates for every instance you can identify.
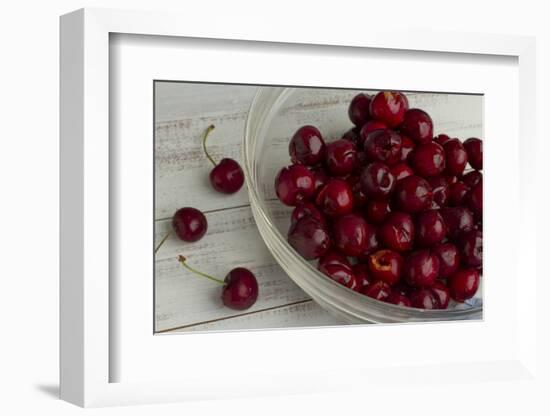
[154,83,482,333]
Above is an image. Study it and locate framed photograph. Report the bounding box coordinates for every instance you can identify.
[60,8,538,407]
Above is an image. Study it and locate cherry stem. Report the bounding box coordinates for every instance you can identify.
[177,255,224,285]
[154,230,173,254]
[202,124,217,166]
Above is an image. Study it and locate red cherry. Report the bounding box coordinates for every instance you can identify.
[348,93,372,127]
[365,199,391,224]
[315,179,354,217]
[410,288,440,309]
[378,212,415,252]
[362,128,402,166]
[369,91,409,128]
[287,216,332,260]
[333,213,370,256]
[391,162,414,182]
[359,162,396,199]
[457,229,482,268]
[448,181,470,206]
[464,138,483,170]
[290,202,325,227]
[410,141,446,177]
[400,109,433,144]
[318,251,359,290]
[289,125,326,166]
[466,181,482,219]
[432,243,460,278]
[434,134,451,146]
[386,292,412,307]
[426,176,450,207]
[171,207,208,242]
[360,120,388,142]
[431,281,450,309]
[400,135,416,162]
[367,249,403,286]
[462,170,482,188]
[353,263,372,290]
[362,280,392,301]
[443,138,468,176]
[440,206,475,240]
[415,210,446,247]
[394,175,433,213]
[404,249,440,288]
[326,139,358,176]
[448,268,480,302]
[274,165,315,206]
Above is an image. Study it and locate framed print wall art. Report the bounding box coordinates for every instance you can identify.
[60,8,539,408]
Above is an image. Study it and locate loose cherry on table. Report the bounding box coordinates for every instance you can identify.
[168,207,208,246]
[289,125,326,166]
[201,125,245,194]
[177,255,258,310]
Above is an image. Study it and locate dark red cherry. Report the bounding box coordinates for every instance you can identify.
[365,199,391,224]
[432,243,460,278]
[172,207,208,242]
[360,120,387,142]
[274,165,316,206]
[287,216,331,260]
[348,93,372,127]
[431,281,450,309]
[440,206,474,240]
[448,268,480,302]
[386,292,412,307]
[346,174,368,208]
[410,142,446,177]
[318,251,358,290]
[410,288,440,309]
[353,263,372,289]
[310,166,329,195]
[315,179,354,217]
[426,176,450,207]
[448,181,470,206]
[394,175,433,213]
[289,125,326,166]
[404,249,440,288]
[333,213,370,256]
[369,91,409,128]
[464,138,483,170]
[391,162,414,182]
[462,170,482,188]
[357,223,380,259]
[360,162,396,199]
[433,134,451,146]
[378,212,415,252]
[415,210,446,247]
[367,249,403,286]
[443,139,468,176]
[362,280,392,301]
[457,229,482,268]
[466,181,482,219]
[178,256,258,310]
[342,127,360,145]
[291,202,325,227]
[400,135,416,162]
[202,125,244,194]
[362,129,402,166]
[400,109,433,144]
[326,139,358,176]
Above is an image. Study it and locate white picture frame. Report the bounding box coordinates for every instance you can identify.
[60,8,538,407]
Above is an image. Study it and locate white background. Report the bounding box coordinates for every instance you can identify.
[1,0,548,415]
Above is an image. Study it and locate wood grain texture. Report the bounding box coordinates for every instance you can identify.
[154,82,483,333]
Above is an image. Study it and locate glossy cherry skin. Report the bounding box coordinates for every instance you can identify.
[289,125,326,166]
[362,280,392,301]
[353,263,372,289]
[210,158,245,194]
[415,210,447,247]
[379,212,415,252]
[443,139,468,176]
[391,162,414,182]
[433,134,451,146]
[448,268,480,302]
[357,223,380,259]
[457,229,482,268]
[462,170,482,188]
[426,176,450,207]
[410,288,440,309]
[466,181,482,219]
[400,108,433,144]
[410,142,446,177]
[431,281,450,309]
[221,268,259,310]
[432,243,460,278]
[464,138,483,170]
[360,120,387,142]
[287,216,331,260]
[404,249,440,288]
[172,207,208,242]
[448,181,470,206]
[369,91,409,128]
[367,249,403,286]
[310,166,329,195]
[333,213,370,256]
[315,179,354,217]
[365,199,391,224]
[318,251,359,290]
[363,129,402,166]
[386,292,412,307]
[394,175,433,213]
[348,93,372,127]
[360,162,396,199]
[440,206,475,240]
[400,135,416,162]
[326,139,358,176]
[274,165,316,206]
[291,202,325,227]
[345,174,368,208]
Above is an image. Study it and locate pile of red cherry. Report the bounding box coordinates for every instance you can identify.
[275,91,482,310]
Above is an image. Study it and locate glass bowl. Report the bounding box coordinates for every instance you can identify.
[243,87,482,324]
